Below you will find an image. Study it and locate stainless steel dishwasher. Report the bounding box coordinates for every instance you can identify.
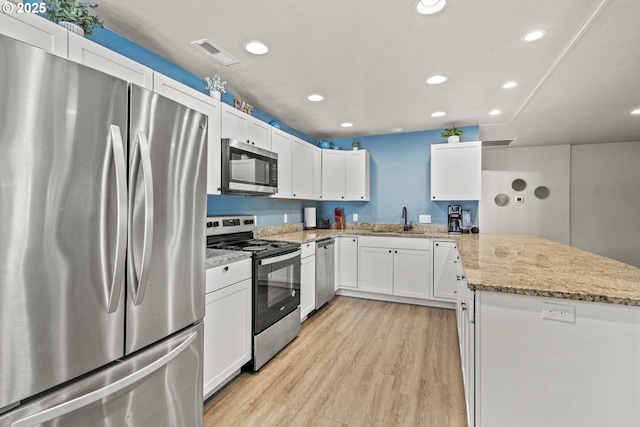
[315,238,335,309]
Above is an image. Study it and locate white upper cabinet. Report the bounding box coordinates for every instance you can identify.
[291,137,314,200]
[431,141,482,201]
[321,150,347,200]
[270,128,292,199]
[312,147,322,200]
[221,103,271,151]
[68,33,153,89]
[153,72,221,195]
[322,150,370,201]
[0,11,68,57]
[345,150,370,201]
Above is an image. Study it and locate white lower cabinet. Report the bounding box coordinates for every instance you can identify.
[357,237,431,298]
[393,249,431,299]
[300,242,316,321]
[203,259,252,400]
[335,237,358,289]
[358,246,393,294]
[432,240,460,301]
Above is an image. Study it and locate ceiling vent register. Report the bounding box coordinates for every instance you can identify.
[191,39,239,66]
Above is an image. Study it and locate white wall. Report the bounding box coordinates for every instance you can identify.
[480,145,571,244]
[571,141,640,268]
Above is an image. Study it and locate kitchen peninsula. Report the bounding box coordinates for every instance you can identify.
[260,228,640,427]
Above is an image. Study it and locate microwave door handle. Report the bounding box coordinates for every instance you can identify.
[104,125,128,313]
[259,249,302,266]
[127,132,154,306]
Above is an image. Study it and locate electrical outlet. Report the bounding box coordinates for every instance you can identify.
[353,213,358,221]
[283,214,288,223]
[542,303,575,323]
[419,215,431,224]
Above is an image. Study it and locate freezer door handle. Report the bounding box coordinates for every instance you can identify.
[128,131,154,306]
[10,331,198,427]
[103,125,128,314]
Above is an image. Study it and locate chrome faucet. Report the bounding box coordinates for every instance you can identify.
[401,207,412,231]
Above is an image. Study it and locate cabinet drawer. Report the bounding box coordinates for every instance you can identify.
[301,241,316,258]
[206,258,252,294]
[358,236,430,250]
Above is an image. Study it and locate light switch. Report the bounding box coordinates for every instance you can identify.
[353,213,358,221]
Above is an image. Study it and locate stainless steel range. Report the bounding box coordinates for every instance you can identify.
[207,215,301,371]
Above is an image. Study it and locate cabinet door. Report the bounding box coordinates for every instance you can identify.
[203,278,251,399]
[68,33,153,89]
[312,146,323,200]
[321,150,346,200]
[432,241,459,301]
[431,141,482,200]
[393,249,430,299]
[335,237,358,288]
[249,117,271,151]
[359,246,393,295]
[153,72,221,195]
[291,137,313,199]
[221,103,250,142]
[0,11,68,57]
[345,150,370,201]
[300,254,316,321]
[271,129,292,199]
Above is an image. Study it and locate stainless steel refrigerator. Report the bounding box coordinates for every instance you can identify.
[0,34,207,426]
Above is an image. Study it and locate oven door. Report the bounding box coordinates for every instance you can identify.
[221,138,278,195]
[254,249,301,334]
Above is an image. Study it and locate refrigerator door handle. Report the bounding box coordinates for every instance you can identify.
[9,331,198,427]
[128,131,154,306]
[104,125,128,314]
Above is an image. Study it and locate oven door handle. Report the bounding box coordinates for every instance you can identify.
[259,249,301,266]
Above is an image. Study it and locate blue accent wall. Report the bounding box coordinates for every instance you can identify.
[318,127,480,227]
[81,25,479,227]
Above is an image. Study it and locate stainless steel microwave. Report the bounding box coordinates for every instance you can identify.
[221,138,278,195]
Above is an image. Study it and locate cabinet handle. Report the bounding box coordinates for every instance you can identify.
[224,266,229,272]
[293,194,296,197]
[394,250,397,253]
[246,139,250,143]
[352,239,356,242]
[361,196,363,199]
[435,243,439,247]
[457,275,461,280]
[388,250,392,253]
[341,196,344,199]
[461,302,467,310]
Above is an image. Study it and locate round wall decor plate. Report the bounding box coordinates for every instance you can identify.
[494,193,510,207]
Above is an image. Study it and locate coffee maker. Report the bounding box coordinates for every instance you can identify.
[448,205,462,234]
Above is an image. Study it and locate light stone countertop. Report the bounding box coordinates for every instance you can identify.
[260,229,640,306]
[206,248,252,269]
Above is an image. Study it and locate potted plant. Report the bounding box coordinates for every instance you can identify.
[351,139,361,150]
[204,74,226,100]
[43,0,103,37]
[440,127,464,143]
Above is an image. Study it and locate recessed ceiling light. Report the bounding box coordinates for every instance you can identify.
[243,41,269,55]
[341,122,353,128]
[522,30,546,42]
[631,108,640,115]
[502,81,518,89]
[431,111,446,117]
[426,75,448,85]
[489,109,501,115]
[307,94,324,102]
[416,0,447,15]
[391,128,403,132]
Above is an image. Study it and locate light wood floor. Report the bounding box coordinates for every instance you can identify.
[203,296,467,427]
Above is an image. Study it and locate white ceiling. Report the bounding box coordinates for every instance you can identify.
[95,0,640,146]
